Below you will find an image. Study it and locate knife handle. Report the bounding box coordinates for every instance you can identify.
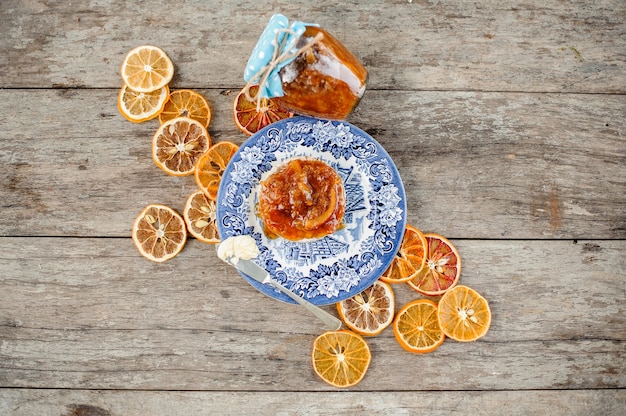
[267,280,342,330]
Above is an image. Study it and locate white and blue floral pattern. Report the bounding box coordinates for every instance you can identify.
[216,116,406,305]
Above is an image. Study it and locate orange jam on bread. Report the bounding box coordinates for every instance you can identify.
[259,158,345,240]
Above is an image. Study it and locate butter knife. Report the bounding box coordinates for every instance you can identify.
[222,255,342,330]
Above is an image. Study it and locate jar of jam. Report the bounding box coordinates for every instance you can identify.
[243,14,368,120]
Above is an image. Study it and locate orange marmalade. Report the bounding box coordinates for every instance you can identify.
[258,158,346,241]
[276,26,368,120]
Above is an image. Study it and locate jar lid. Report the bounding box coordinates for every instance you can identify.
[243,14,309,99]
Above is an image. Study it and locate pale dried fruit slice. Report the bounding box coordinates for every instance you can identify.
[159,89,212,127]
[437,285,491,342]
[407,233,461,296]
[132,204,187,262]
[183,190,220,243]
[393,299,445,354]
[121,45,174,93]
[337,280,394,336]
[380,224,427,284]
[194,141,239,200]
[312,330,371,388]
[117,84,169,123]
[152,117,211,176]
[233,85,293,136]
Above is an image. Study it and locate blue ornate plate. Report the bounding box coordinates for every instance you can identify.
[216,116,406,305]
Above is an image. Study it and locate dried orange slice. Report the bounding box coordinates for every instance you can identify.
[117,84,169,123]
[337,280,395,336]
[195,141,239,200]
[121,45,174,93]
[152,117,211,176]
[233,85,294,136]
[393,299,445,354]
[312,330,371,388]
[380,224,427,284]
[159,89,212,127]
[183,190,220,244]
[132,204,187,262]
[438,285,491,342]
[407,233,461,296]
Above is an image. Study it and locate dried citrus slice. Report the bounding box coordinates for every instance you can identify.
[393,299,445,354]
[312,330,371,388]
[194,141,239,200]
[117,84,169,123]
[337,280,395,336]
[407,233,461,296]
[183,190,220,243]
[152,117,211,176]
[233,85,294,136]
[438,285,491,342]
[159,89,212,127]
[132,204,187,262]
[121,45,174,93]
[380,224,427,284]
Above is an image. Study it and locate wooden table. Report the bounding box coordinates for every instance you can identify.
[1,1,624,414]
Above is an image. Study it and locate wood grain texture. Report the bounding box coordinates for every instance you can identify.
[1,389,624,416]
[0,0,624,411]
[0,0,624,93]
[0,89,623,239]
[0,238,623,390]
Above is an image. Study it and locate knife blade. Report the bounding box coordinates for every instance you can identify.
[233,258,272,285]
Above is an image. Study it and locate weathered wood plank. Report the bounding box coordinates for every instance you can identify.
[3,325,622,391]
[0,238,623,390]
[1,389,624,416]
[0,0,624,93]
[0,89,623,238]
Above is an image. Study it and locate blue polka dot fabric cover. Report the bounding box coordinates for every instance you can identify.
[244,14,314,99]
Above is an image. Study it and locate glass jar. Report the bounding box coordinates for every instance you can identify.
[244,15,368,120]
[275,26,368,120]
